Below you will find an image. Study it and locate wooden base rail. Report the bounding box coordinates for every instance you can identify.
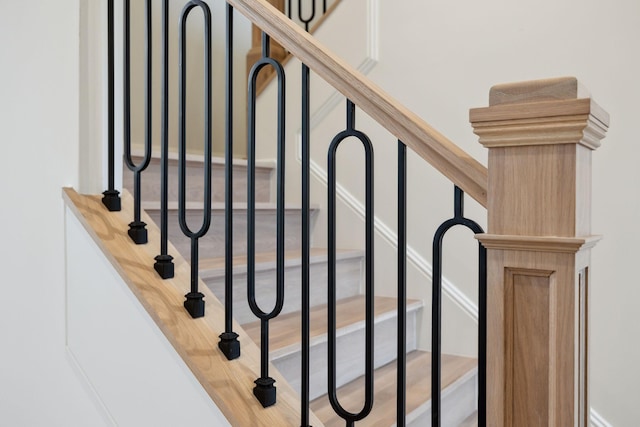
[471,77,609,426]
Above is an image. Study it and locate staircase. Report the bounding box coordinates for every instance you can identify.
[124,152,478,426]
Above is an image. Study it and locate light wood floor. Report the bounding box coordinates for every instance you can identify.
[309,350,477,427]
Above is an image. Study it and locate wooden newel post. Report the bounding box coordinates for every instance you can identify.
[470,77,609,426]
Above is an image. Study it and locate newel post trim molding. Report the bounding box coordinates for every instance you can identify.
[470,77,609,426]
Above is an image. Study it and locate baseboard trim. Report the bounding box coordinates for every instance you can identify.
[66,347,118,426]
[591,408,613,427]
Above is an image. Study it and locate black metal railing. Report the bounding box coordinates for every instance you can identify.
[287,0,329,32]
[154,0,174,279]
[247,31,287,408]
[122,0,153,244]
[327,100,375,427]
[431,186,487,427]
[101,1,487,425]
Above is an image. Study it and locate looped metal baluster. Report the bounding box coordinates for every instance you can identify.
[123,0,153,244]
[218,2,241,361]
[298,0,316,32]
[431,186,487,427]
[247,31,286,408]
[178,0,212,319]
[328,100,375,427]
[102,0,121,212]
[154,0,174,279]
[397,140,407,426]
[300,60,311,426]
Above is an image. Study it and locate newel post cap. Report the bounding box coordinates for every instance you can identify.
[470,77,609,150]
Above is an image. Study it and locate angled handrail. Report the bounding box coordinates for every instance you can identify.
[228,0,488,207]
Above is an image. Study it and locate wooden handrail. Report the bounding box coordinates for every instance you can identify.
[229,0,488,207]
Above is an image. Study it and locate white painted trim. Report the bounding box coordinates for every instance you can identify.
[66,347,119,426]
[305,161,480,322]
[591,408,613,427]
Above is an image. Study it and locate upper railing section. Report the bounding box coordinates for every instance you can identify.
[230,0,489,207]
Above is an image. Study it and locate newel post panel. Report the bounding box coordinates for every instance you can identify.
[470,77,609,426]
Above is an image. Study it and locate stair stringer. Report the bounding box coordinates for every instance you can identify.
[63,188,324,427]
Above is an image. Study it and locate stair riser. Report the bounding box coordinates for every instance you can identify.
[123,158,272,203]
[205,257,363,324]
[274,308,419,401]
[147,209,316,259]
[407,370,477,427]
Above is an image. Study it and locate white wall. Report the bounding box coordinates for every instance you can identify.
[370,1,640,425]
[256,0,640,425]
[0,1,109,425]
[65,208,230,426]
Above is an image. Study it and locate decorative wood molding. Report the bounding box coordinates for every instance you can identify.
[228,0,488,206]
[471,77,609,426]
[470,99,609,150]
[476,234,602,253]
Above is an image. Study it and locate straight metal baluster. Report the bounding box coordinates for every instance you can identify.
[432,186,485,426]
[288,0,292,19]
[328,100,374,427]
[300,61,311,427]
[123,0,153,244]
[102,0,121,212]
[431,208,444,427]
[397,140,407,427]
[154,0,174,279]
[178,0,212,319]
[478,242,487,426]
[218,2,241,361]
[323,0,327,14]
[247,32,286,408]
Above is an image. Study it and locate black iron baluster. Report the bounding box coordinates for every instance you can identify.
[298,0,317,32]
[397,140,407,427]
[300,61,311,427]
[154,0,174,279]
[247,32,286,408]
[328,100,374,427]
[323,0,327,13]
[431,186,487,427]
[178,0,212,319]
[102,0,121,212]
[478,229,487,427]
[218,2,241,361]
[123,0,153,244]
[288,0,292,19]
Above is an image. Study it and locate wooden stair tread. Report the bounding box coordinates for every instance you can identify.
[242,296,422,357]
[199,248,364,276]
[129,148,275,169]
[142,201,320,211]
[309,350,477,427]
